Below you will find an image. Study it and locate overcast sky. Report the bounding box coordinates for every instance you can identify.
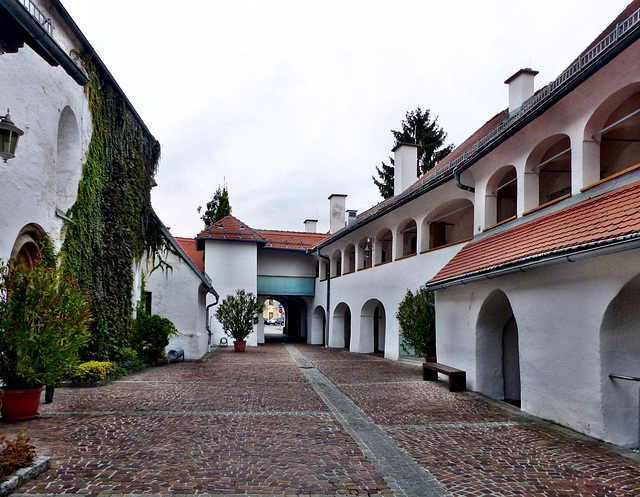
[61,0,632,237]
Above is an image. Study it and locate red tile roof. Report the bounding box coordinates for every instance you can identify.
[429,181,640,285]
[257,229,329,249]
[197,215,266,242]
[173,237,204,273]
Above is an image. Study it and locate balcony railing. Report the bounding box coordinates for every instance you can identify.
[17,0,53,36]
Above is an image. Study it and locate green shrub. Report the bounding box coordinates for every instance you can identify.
[116,347,138,362]
[0,433,35,482]
[134,310,178,363]
[397,289,436,358]
[74,361,117,382]
[215,289,262,342]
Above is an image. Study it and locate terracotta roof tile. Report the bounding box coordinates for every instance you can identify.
[197,215,265,242]
[173,237,204,273]
[430,181,640,284]
[257,229,329,250]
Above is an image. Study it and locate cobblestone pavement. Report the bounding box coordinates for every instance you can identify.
[3,343,640,496]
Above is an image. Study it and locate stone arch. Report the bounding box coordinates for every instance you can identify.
[332,302,351,349]
[584,83,640,186]
[396,218,417,258]
[485,166,517,227]
[344,243,356,274]
[421,198,474,251]
[357,237,373,269]
[10,223,46,268]
[56,106,82,213]
[476,289,521,404]
[374,228,393,265]
[600,273,640,447]
[360,299,386,354]
[524,134,572,209]
[311,305,326,345]
[331,249,342,277]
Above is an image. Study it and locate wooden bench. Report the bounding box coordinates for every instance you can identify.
[423,362,466,392]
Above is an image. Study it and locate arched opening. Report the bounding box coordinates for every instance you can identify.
[360,299,386,354]
[396,219,417,258]
[262,296,308,343]
[598,90,640,181]
[311,305,326,345]
[357,237,373,269]
[56,106,82,213]
[331,249,342,278]
[527,135,572,207]
[344,244,356,274]
[476,289,521,406]
[374,229,393,265]
[332,302,351,350]
[600,274,640,447]
[485,167,517,227]
[10,224,46,268]
[422,199,474,251]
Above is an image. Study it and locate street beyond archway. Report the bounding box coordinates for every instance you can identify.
[5,344,640,496]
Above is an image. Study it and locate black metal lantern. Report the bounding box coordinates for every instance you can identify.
[0,109,24,162]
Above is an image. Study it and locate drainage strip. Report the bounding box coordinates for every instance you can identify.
[286,345,452,497]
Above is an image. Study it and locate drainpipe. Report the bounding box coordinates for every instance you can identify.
[205,293,220,352]
[317,250,331,347]
[454,171,475,193]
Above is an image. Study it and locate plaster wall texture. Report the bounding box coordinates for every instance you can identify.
[144,251,209,360]
[205,239,258,347]
[257,248,316,277]
[0,45,91,259]
[435,248,640,447]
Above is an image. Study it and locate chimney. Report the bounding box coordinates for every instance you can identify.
[392,143,419,196]
[504,68,538,114]
[304,219,318,233]
[328,194,347,234]
[347,210,357,226]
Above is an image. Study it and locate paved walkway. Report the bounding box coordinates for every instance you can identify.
[3,343,640,496]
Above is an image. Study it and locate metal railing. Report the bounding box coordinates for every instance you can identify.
[610,374,640,382]
[17,0,53,36]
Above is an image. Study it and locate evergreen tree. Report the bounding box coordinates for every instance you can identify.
[373,107,454,199]
[198,184,232,227]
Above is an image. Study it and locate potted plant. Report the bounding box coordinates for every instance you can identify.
[0,259,90,420]
[397,288,436,362]
[214,289,262,351]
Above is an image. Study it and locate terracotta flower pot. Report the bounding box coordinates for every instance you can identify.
[0,386,44,421]
[233,340,247,352]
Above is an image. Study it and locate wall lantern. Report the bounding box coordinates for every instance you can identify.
[363,238,373,258]
[0,109,24,162]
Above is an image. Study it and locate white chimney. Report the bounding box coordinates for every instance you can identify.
[304,219,318,233]
[328,194,347,234]
[504,68,538,114]
[392,143,419,196]
[347,210,357,226]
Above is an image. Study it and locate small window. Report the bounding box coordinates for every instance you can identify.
[144,292,152,314]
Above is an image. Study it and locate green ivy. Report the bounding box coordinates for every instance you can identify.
[61,55,167,361]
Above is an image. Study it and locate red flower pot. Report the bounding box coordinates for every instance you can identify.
[233,340,247,352]
[0,387,44,421]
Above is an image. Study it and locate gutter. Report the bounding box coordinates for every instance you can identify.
[0,0,88,85]
[425,234,640,292]
[308,246,330,346]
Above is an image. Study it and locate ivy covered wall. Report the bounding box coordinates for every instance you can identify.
[61,55,165,360]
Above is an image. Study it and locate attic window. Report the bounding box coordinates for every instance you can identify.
[239,224,244,229]
[218,223,223,228]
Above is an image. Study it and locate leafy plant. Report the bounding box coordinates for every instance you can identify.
[0,259,91,389]
[134,310,178,363]
[397,289,435,358]
[0,433,35,482]
[215,289,262,342]
[74,361,117,382]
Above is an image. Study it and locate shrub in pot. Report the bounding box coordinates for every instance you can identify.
[397,288,436,360]
[0,259,90,420]
[214,289,262,351]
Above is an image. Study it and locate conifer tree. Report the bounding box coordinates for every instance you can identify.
[198,183,232,227]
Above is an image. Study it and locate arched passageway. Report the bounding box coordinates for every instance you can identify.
[600,274,640,447]
[11,224,46,268]
[311,305,326,345]
[261,295,308,343]
[476,289,521,406]
[360,299,386,354]
[332,302,351,349]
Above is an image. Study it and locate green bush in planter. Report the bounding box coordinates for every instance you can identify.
[0,259,91,389]
[397,288,435,358]
[215,289,263,342]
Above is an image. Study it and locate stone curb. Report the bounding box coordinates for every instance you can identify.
[0,456,50,497]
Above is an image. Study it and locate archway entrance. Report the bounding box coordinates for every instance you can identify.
[332,303,351,349]
[600,274,640,447]
[476,289,521,406]
[360,299,386,354]
[311,305,326,345]
[261,295,307,343]
[11,224,46,268]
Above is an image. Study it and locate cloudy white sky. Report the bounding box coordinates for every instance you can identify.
[61,0,632,237]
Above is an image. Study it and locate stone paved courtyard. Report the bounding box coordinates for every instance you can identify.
[3,343,640,496]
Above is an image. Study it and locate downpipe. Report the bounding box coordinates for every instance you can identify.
[317,250,331,347]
